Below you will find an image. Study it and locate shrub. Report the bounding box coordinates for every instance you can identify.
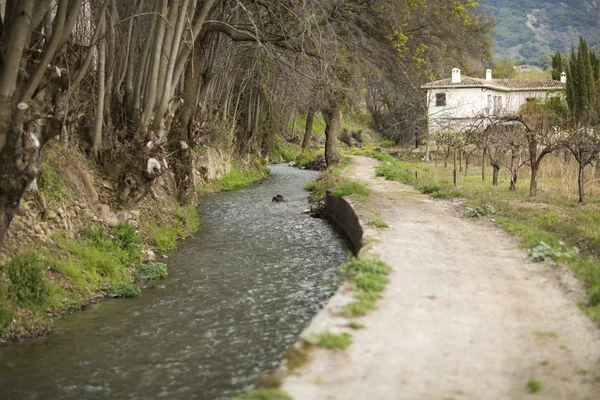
[216,164,269,191]
[296,150,323,169]
[135,262,168,281]
[4,252,49,307]
[0,306,13,333]
[527,241,579,263]
[375,163,413,184]
[370,151,395,162]
[106,282,140,298]
[380,139,395,148]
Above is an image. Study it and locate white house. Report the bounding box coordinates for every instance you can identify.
[421,68,566,135]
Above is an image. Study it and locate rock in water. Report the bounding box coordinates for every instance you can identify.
[272,194,285,202]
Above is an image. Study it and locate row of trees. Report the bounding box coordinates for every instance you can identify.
[0,0,494,240]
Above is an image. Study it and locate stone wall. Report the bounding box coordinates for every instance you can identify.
[324,190,363,254]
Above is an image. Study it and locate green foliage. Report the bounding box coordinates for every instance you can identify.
[216,163,270,191]
[368,219,389,228]
[106,282,140,298]
[527,241,580,263]
[526,378,542,394]
[348,321,365,330]
[232,389,292,400]
[135,262,168,282]
[112,221,143,263]
[304,331,352,350]
[145,223,183,252]
[567,36,598,123]
[342,257,392,293]
[376,162,413,184]
[493,55,517,78]
[271,136,301,163]
[295,150,323,169]
[303,180,316,192]
[420,184,441,194]
[4,252,48,307]
[551,51,564,81]
[39,163,71,202]
[341,299,377,317]
[172,204,200,233]
[332,181,371,201]
[380,139,395,148]
[432,190,462,199]
[589,286,600,306]
[465,205,496,218]
[0,305,14,333]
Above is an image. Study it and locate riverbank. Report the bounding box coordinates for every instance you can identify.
[279,156,600,400]
[0,142,270,343]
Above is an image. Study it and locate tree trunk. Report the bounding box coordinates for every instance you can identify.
[482,149,486,181]
[453,149,457,186]
[323,102,342,167]
[302,107,315,151]
[529,162,539,196]
[459,150,463,173]
[492,164,499,186]
[577,162,585,203]
[92,9,106,159]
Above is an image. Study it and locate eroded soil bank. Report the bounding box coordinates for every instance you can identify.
[281,156,600,400]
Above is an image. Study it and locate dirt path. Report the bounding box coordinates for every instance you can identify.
[281,156,600,400]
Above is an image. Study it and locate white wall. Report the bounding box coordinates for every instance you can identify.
[427,87,559,134]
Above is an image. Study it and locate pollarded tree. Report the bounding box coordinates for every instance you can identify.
[564,126,600,203]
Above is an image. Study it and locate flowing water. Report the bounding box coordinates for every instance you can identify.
[0,165,350,399]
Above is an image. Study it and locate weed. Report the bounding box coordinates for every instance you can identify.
[426,295,437,300]
[348,321,365,330]
[368,219,389,228]
[106,282,140,298]
[420,184,441,194]
[172,204,200,233]
[144,222,183,253]
[527,242,579,263]
[296,150,323,169]
[112,221,143,263]
[232,388,292,400]
[341,257,392,294]
[303,180,316,192]
[370,151,395,162]
[39,163,71,202]
[135,262,168,282]
[535,331,558,339]
[341,299,377,317]
[332,181,371,201]
[376,163,413,184]
[286,344,311,370]
[538,360,549,366]
[304,331,352,350]
[380,139,395,148]
[4,252,49,308]
[526,378,542,393]
[465,205,496,218]
[432,190,462,199]
[216,163,270,191]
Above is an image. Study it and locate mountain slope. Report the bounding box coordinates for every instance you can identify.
[481,0,600,62]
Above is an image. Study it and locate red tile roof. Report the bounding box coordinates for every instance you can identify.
[421,77,565,91]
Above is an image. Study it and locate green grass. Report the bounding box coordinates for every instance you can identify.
[380,139,395,148]
[332,181,371,201]
[295,150,323,169]
[368,219,389,228]
[232,388,292,400]
[304,331,353,350]
[172,204,200,233]
[341,299,377,317]
[106,282,140,298]
[271,136,301,163]
[526,378,542,393]
[348,321,365,330]
[215,163,270,191]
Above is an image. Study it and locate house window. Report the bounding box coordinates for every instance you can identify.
[435,93,446,107]
[494,96,503,113]
[487,94,493,113]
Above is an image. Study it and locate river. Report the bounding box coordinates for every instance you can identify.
[0,165,350,399]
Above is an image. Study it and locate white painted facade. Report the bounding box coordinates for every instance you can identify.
[422,69,566,135]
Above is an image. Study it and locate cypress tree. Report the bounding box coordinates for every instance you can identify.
[566,37,598,123]
[551,51,563,81]
[566,47,577,117]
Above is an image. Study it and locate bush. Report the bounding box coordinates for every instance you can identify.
[380,139,395,148]
[106,282,140,298]
[4,252,49,307]
[135,262,168,281]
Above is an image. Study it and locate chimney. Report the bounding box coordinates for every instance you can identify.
[486,69,492,80]
[560,72,567,84]
[451,68,461,84]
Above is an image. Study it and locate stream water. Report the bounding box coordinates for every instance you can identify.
[0,165,350,399]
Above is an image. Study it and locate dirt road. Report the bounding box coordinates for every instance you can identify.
[281,156,600,400]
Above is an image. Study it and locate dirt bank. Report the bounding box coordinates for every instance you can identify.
[281,156,600,400]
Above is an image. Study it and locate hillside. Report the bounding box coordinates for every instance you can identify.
[481,0,600,64]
